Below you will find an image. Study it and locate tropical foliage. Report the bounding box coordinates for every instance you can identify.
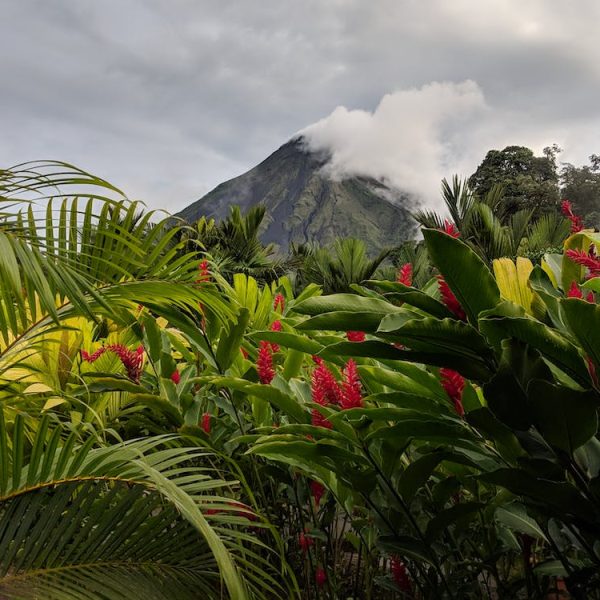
[1,161,599,599]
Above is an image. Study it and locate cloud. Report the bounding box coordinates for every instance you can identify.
[300,81,488,208]
[300,78,600,210]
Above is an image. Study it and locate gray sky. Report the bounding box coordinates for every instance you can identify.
[2,0,599,212]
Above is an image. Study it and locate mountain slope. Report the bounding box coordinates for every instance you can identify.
[177,137,416,252]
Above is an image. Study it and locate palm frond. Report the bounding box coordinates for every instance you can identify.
[0,416,292,600]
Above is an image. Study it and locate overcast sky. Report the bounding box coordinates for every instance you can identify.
[2,0,599,212]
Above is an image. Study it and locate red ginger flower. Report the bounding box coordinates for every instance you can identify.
[567,281,594,302]
[561,200,584,233]
[390,557,412,594]
[81,347,107,363]
[273,293,285,312]
[170,370,181,384]
[341,359,363,409]
[299,531,314,553]
[437,276,466,320]
[269,320,282,352]
[442,219,460,238]
[346,330,366,342]
[202,412,211,434]
[257,341,275,384]
[311,361,344,406]
[315,567,327,588]
[440,368,465,417]
[586,356,599,388]
[311,480,325,507]
[397,262,413,286]
[82,344,144,383]
[565,249,600,278]
[311,409,333,429]
[196,260,211,283]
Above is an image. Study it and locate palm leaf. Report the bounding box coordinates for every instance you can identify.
[0,416,291,600]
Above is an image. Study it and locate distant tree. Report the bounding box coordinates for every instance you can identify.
[560,154,600,227]
[468,145,560,216]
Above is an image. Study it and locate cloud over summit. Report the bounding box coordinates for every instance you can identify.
[300,81,487,207]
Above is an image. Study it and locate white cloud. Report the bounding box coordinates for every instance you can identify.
[300,81,487,208]
[300,79,600,211]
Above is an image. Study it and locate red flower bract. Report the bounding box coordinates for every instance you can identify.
[397,262,413,286]
[269,320,282,352]
[170,370,181,384]
[390,557,412,593]
[202,412,211,434]
[311,408,333,429]
[81,347,107,363]
[315,567,327,588]
[257,341,275,384]
[437,276,467,320]
[341,359,363,409]
[440,368,465,417]
[299,532,313,553]
[196,260,211,283]
[561,200,584,233]
[442,219,460,238]
[273,293,285,312]
[82,344,144,383]
[565,249,600,278]
[311,361,344,406]
[346,330,366,342]
[311,481,326,507]
[567,281,594,302]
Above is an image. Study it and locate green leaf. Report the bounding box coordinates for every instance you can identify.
[425,502,484,541]
[528,380,598,453]
[250,331,323,355]
[398,451,477,503]
[482,339,551,430]
[562,298,600,373]
[422,228,500,323]
[376,316,495,381]
[495,503,548,541]
[216,308,250,371]
[562,231,594,291]
[205,377,309,424]
[363,280,454,319]
[296,311,390,333]
[293,293,404,316]
[481,469,596,521]
[480,313,590,387]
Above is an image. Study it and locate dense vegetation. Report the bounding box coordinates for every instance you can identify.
[0,159,599,599]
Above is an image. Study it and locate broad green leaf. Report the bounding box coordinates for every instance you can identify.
[293,293,403,317]
[528,380,598,453]
[562,298,600,373]
[562,231,596,291]
[363,280,454,319]
[250,331,323,355]
[376,316,495,381]
[204,376,309,424]
[495,503,547,541]
[216,308,250,371]
[423,228,500,323]
[479,313,590,387]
